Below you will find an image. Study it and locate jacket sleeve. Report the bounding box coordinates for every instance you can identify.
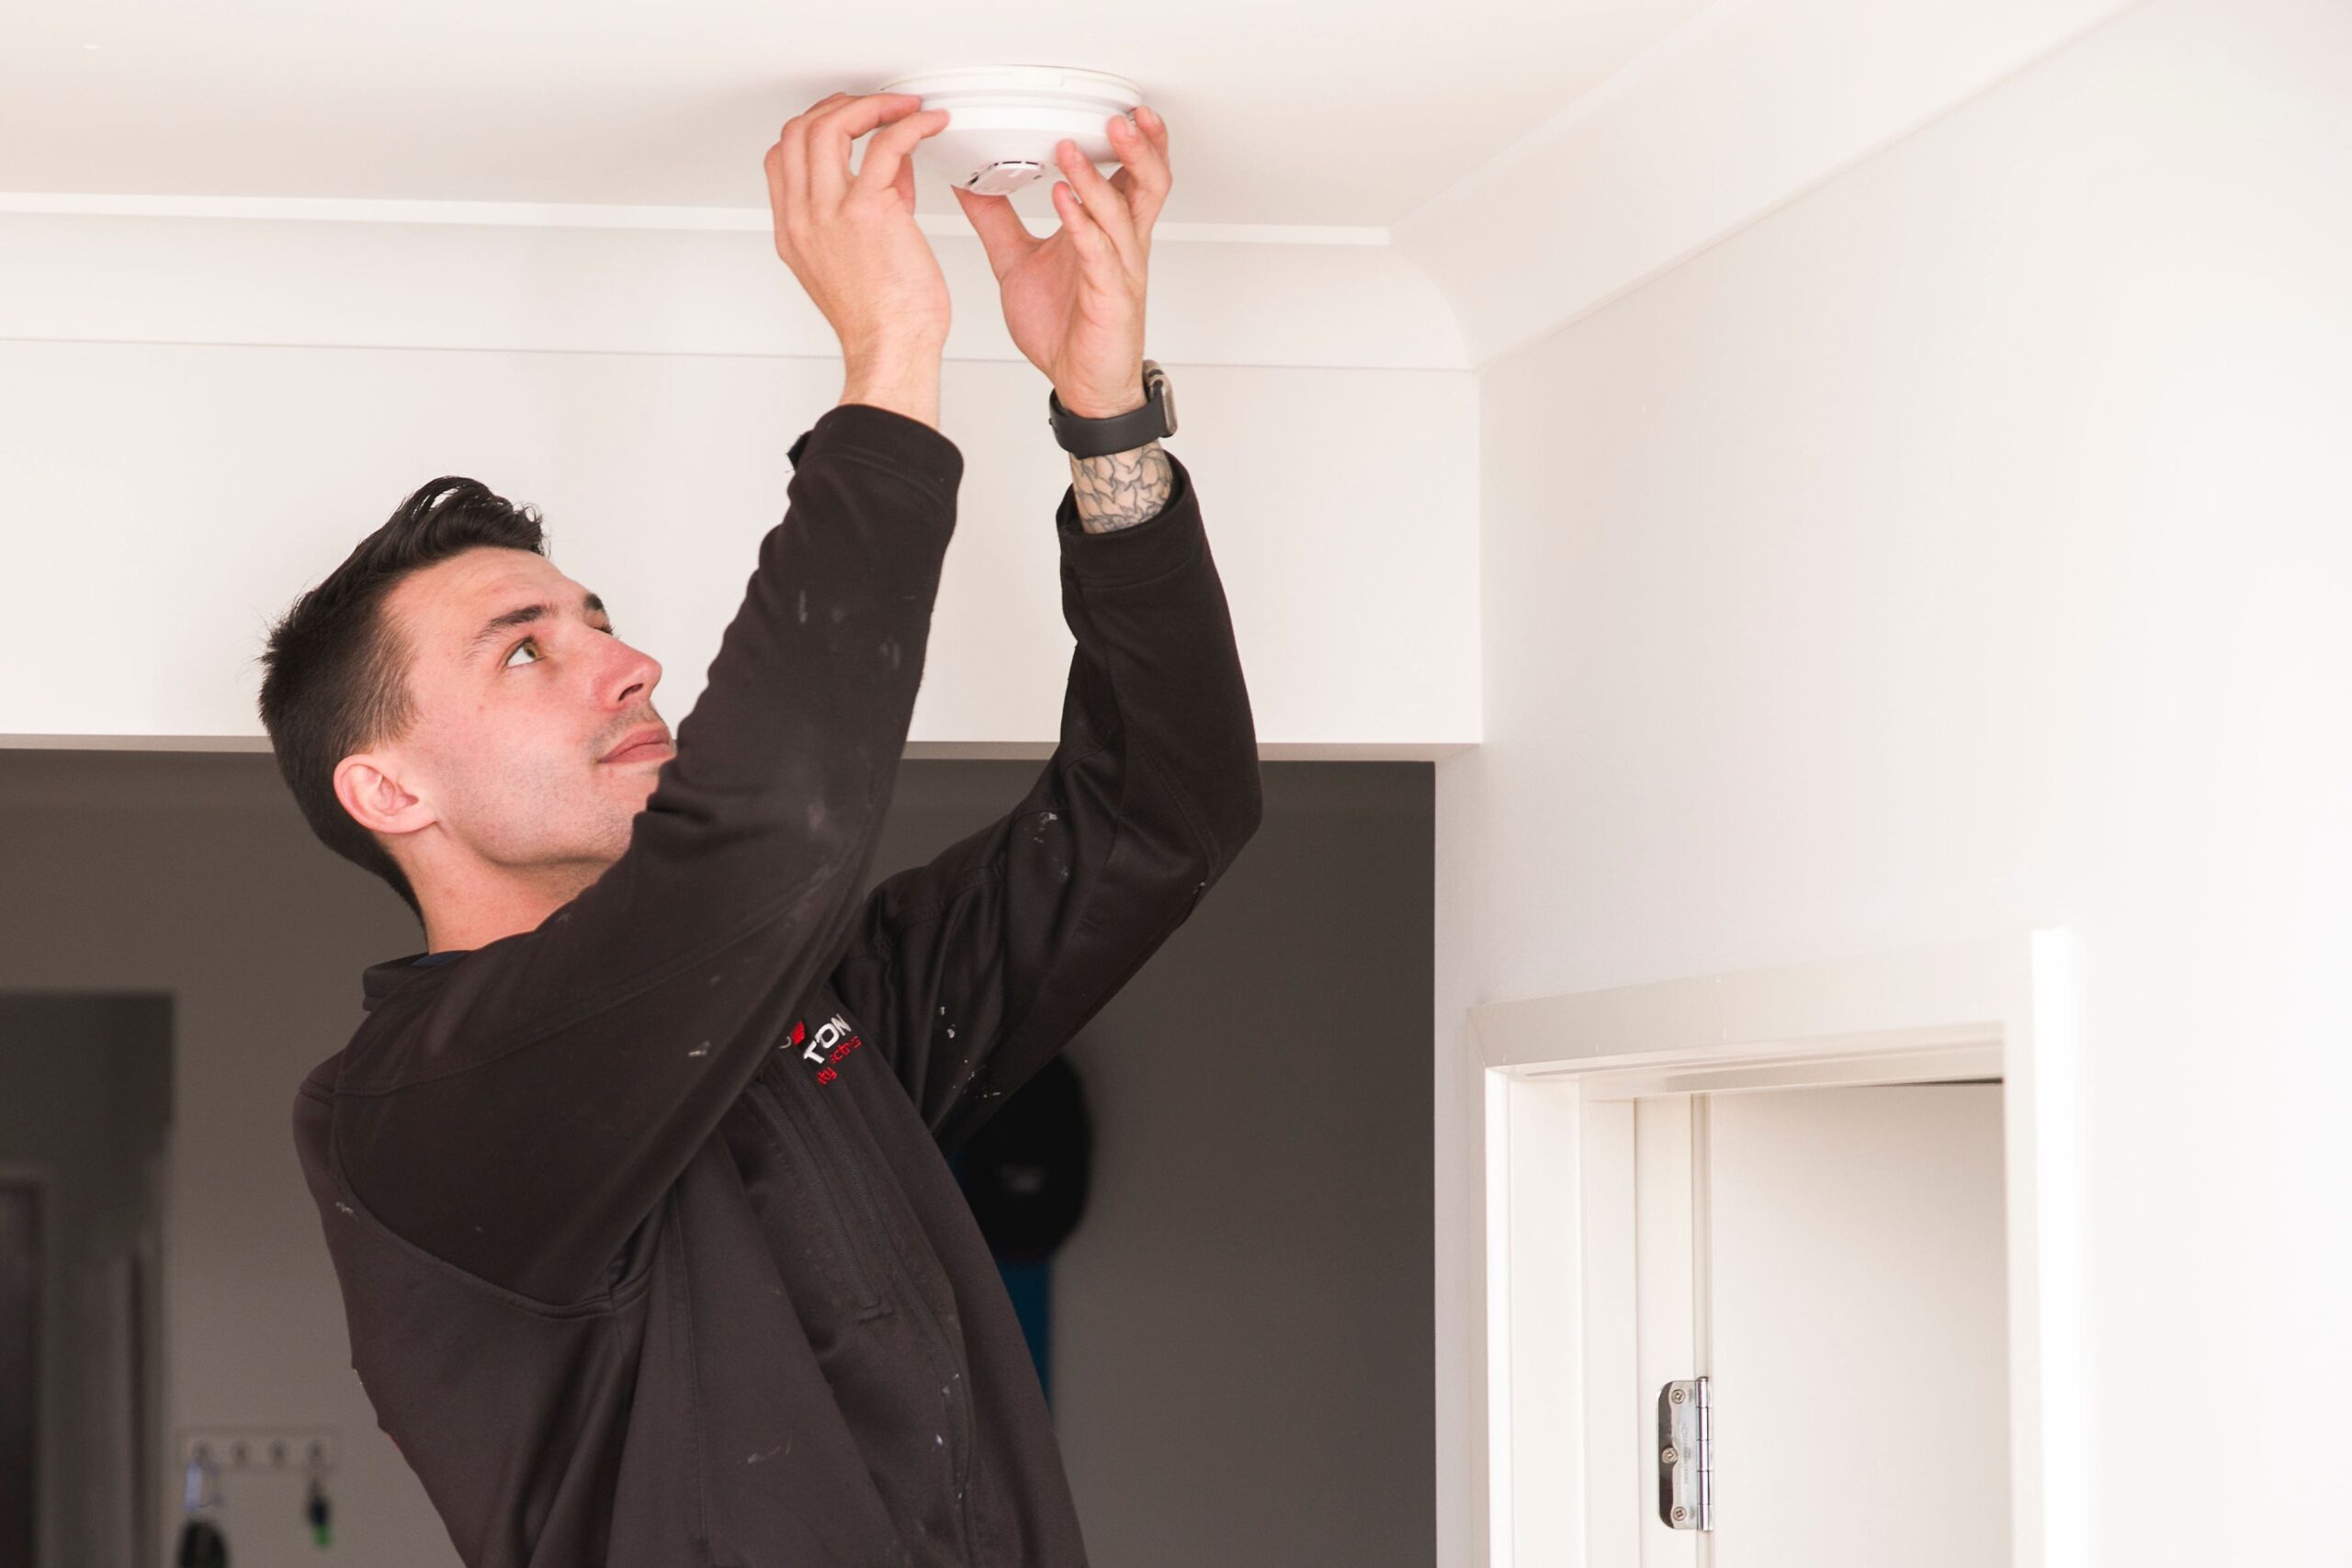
[328,401,964,1307]
[829,448,1262,1157]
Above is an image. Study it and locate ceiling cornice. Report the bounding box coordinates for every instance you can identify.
[3,0,2154,375]
[1392,0,2150,368]
[0,191,1388,247]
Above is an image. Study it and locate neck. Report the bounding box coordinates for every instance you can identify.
[417,858,609,954]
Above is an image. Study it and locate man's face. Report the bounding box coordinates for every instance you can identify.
[368,545,672,886]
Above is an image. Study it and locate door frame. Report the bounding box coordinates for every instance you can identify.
[0,1162,54,1568]
[1469,927,2084,1568]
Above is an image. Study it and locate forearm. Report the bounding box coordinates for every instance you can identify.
[1069,441,1174,534]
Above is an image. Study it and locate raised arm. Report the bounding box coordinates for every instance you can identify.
[324,94,969,1307]
[836,103,1261,1151]
[831,431,1261,1155]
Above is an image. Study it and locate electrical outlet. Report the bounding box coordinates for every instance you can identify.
[178,1427,338,1476]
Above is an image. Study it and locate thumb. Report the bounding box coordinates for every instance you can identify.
[952,185,1038,281]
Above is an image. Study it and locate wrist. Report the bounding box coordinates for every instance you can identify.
[841,349,943,431]
[1053,385,1148,421]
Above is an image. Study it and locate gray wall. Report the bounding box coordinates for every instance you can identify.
[0,749,1431,1567]
[0,994,171,1568]
[895,761,1436,1568]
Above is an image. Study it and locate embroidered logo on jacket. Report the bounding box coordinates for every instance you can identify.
[786,1011,864,1085]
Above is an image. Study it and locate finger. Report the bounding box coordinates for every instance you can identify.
[808,91,917,208]
[1049,177,1123,282]
[1107,109,1171,235]
[764,142,797,252]
[950,184,1042,282]
[1054,138,1140,276]
[1135,103,1169,152]
[773,120,815,235]
[1100,141,1157,241]
[854,107,949,200]
[771,95,855,212]
[892,142,916,212]
[786,90,848,139]
[808,92,924,208]
[771,94,853,224]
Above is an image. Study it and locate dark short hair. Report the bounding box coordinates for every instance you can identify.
[256,477,549,924]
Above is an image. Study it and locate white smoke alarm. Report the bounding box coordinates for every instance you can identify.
[876,64,1144,197]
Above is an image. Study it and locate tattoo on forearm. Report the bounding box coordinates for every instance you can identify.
[1070,442,1173,534]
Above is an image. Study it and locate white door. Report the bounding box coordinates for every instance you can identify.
[1634,1083,2011,1566]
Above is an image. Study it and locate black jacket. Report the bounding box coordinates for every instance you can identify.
[291,402,1262,1567]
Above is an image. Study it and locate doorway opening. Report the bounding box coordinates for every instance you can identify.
[1476,930,2084,1567]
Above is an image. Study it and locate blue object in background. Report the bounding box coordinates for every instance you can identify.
[995,1252,1054,1407]
[945,1144,1056,1405]
[943,1055,1093,1414]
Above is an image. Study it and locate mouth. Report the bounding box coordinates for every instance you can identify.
[602,728,673,765]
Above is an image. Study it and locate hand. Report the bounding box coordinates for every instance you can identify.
[763,92,955,361]
[950,105,1172,417]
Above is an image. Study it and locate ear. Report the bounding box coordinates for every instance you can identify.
[334,751,435,839]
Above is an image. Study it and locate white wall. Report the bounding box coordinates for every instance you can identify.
[1392,0,2141,366]
[0,220,1477,756]
[1441,0,2351,1561]
[0,749,1432,1568]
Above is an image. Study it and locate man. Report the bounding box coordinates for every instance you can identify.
[265,92,1260,1566]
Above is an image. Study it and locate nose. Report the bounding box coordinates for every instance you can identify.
[607,637,662,710]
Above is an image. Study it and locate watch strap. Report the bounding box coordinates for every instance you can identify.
[1046,360,1174,457]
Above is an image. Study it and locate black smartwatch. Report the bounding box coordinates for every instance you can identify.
[1046,359,1178,457]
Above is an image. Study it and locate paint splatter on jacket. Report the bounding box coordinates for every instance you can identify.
[292,401,1262,1566]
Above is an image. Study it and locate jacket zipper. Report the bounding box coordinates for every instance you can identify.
[745,1077,888,1318]
[775,1060,977,1562]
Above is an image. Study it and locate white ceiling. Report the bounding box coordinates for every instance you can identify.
[4,0,1713,231]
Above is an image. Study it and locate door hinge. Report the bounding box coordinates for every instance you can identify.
[1657,1377,1712,1531]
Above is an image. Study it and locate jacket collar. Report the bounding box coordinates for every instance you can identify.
[360,951,470,1012]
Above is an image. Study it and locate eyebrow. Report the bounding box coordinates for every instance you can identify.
[467,592,611,660]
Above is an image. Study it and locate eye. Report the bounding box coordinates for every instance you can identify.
[503,623,614,668]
